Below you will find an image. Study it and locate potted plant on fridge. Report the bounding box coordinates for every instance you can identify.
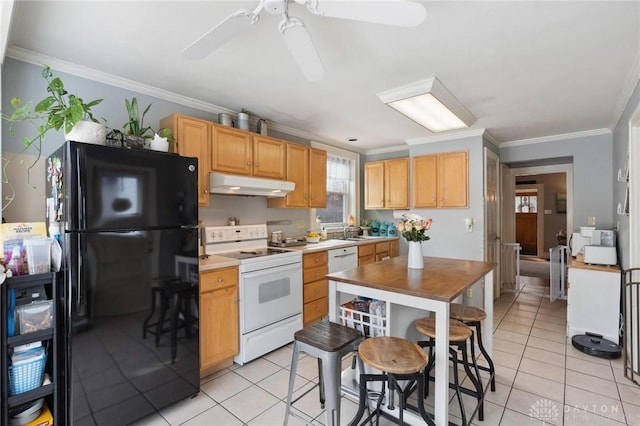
[121,97,174,151]
[2,65,105,210]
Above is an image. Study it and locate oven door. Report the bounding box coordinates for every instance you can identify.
[241,261,302,333]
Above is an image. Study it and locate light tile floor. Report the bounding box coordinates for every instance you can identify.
[138,276,640,426]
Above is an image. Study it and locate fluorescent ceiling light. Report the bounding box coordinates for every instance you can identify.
[377,77,475,132]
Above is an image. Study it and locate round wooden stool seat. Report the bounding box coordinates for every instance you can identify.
[415,317,472,342]
[358,336,428,375]
[449,303,487,322]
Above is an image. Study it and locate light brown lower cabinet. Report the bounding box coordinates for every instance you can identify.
[303,251,328,326]
[199,266,239,372]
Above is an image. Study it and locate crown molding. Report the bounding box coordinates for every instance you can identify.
[611,53,640,131]
[501,128,612,148]
[405,128,487,146]
[364,144,410,156]
[6,46,345,148]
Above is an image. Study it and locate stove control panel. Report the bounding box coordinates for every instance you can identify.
[203,224,268,244]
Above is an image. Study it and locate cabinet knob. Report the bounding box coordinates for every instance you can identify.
[218,277,224,283]
[233,297,239,302]
[255,163,260,167]
[247,162,252,166]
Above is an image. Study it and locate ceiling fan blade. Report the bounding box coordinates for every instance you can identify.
[182,9,259,60]
[305,0,426,27]
[280,17,326,81]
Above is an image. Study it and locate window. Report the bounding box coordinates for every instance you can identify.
[316,155,351,225]
[515,191,537,213]
[310,142,359,229]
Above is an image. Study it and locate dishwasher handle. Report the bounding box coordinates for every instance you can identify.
[332,252,356,259]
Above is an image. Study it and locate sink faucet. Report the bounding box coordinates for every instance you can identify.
[343,226,355,239]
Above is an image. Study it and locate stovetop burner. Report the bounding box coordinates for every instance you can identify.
[221,248,293,260]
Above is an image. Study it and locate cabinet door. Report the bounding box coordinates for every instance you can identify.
[211,124,252,175]
[308,148,327,208]
[284,144,309,207]
[252,135,286,179]
[365,161,385,209]
[389,240,399,257]
[437,151,468,208]
[200,285,239,370]
[168,115,210,206]
[385,158,409,209]
[412,155,437,208]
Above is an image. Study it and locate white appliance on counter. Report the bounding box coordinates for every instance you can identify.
[570,227,617,258]
[202,224,302,365]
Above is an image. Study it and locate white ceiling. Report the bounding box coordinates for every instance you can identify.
[4,1,640,153]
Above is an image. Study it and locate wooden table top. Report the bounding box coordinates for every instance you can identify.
[326,255,496,302]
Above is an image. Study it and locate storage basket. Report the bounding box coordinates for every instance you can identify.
[8,353,47,395]
[339,299,387,337]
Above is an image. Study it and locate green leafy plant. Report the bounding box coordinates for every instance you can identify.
[360,217,373,227]
[122,97,173,142]
[2,65,103,210]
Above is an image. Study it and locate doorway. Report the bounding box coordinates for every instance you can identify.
[510,166,572,259]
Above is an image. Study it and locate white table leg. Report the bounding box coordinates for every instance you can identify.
[433,301,450,426]
[329,280,337,322]
[483,270,494,355]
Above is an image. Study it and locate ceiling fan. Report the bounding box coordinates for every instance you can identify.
[182,0,427,82]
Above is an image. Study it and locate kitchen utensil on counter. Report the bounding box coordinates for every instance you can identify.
[271,231,283,244]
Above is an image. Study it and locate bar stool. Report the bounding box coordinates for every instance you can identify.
[349,336,434,426]
[415,318,484,426]
[142,279,198,363]
[449,303,496,392]
[284,321,363,426]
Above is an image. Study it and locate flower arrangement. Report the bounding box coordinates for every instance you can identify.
[396,214,433,242]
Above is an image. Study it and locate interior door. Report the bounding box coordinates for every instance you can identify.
[484,148,500,299]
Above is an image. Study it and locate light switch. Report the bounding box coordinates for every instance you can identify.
[296,219,305,229]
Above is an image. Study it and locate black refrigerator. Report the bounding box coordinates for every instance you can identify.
[46,141,200,425]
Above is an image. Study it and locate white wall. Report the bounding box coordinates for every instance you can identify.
[500,133,614,231]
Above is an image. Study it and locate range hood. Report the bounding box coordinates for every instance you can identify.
[209,172,295,197]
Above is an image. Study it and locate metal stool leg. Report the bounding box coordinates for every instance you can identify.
[283,342,301,426]
[470,319,496,391]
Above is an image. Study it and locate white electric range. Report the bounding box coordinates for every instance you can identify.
[202,224,302,365]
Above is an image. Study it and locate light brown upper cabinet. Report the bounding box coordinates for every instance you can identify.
[160,113,210,206]
[269,145,327,208]
[211,124,286,180]
[364,158,409,210]
[412,150,468,208]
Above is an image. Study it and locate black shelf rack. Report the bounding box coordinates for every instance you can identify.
[1,272,59,426]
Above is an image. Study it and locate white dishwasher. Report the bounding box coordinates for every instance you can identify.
[328,246,358,273]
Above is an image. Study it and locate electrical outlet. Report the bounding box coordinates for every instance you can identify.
[296,219,305,229]
[466,288,473,298]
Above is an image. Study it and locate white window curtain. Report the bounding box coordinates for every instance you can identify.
[326,155,350,193]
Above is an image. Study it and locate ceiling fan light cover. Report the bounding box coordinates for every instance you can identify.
[377,77,475,132]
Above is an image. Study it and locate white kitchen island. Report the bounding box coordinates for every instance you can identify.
[326,255,495,426]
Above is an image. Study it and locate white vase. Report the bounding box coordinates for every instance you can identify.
[64,120,106,145]
[407,241,424,269]
[149,134,169,152]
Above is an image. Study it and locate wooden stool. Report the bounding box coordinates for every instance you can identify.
[284,321,362,426]
[415,317,484,426]
[449,303,496,391]
[349,336,434,426]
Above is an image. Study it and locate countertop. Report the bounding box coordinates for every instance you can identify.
[199,255,240,271]
[326,255,496,302]
[197,237,399,270]
[569,254,621,273]
[284,236,399,254]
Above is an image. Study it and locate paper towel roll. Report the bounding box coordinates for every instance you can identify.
[392,210,410,219]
